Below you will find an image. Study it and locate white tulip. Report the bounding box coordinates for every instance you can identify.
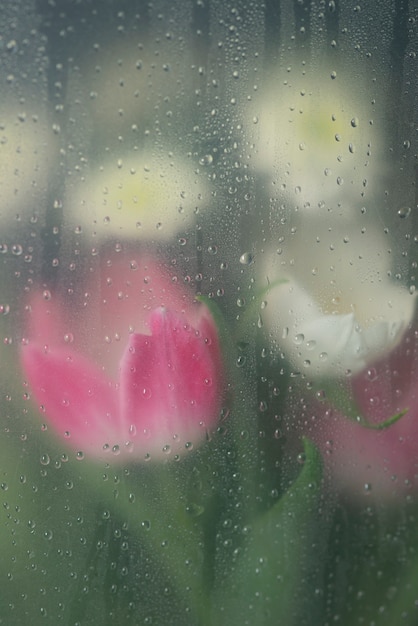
[262,225,416,378]
[264,278,415,378]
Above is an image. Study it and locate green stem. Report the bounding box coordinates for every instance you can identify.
[67,459,209,624]
[197,295,259,511]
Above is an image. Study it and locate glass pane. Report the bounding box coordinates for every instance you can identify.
[1,0,417,624]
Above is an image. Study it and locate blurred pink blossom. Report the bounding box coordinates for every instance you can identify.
[305,332,418,500]
[21,253,224,462]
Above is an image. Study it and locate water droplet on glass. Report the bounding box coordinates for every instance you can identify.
[366,367,378,381]
[186,503,204,517]
[239,251,254,265]
[11,244,23,256]
[294,333,305,345]
[199,154,213,166]
[398,206,411,219]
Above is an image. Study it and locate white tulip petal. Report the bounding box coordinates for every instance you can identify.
[264,278,415,378]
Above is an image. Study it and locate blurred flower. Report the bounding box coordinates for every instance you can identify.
[262,225,416,378]
[21,254,224,462]
[265,277,414,378]
[304,332,418,500]
[64,36,208,242]
[66,153,207,241]
[247,68,382,210]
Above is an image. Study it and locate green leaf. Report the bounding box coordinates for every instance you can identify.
[196,295,232,351]
[211,438,328,626]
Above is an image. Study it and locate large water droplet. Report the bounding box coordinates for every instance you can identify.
[398,206,411,219]
[239,251,254,265]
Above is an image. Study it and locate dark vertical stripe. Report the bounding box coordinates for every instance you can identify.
[293,0,312,48]
[36,0,70,284]
[191,0,212,292]
[388,0,410,164]
[390,0,409,88]
[265,0,282,60]
[325,0,340,46]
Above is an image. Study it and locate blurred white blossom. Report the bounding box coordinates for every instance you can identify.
[262,225,416,378]
[247,68,383,211]
[64,35,206,242]
[66,153,207,241]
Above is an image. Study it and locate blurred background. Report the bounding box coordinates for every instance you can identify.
[1,0,417,624]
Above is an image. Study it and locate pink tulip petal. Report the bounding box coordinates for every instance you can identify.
[304,332,418,500]
[24,292,67,348]
[22,342,119,455]
[119,307,222,455]
[22,253,224,462]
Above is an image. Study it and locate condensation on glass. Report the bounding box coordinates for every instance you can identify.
[0,1,417,624]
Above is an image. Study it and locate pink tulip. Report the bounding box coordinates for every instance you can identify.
[21,253,224,462]
[304,332,418,500]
